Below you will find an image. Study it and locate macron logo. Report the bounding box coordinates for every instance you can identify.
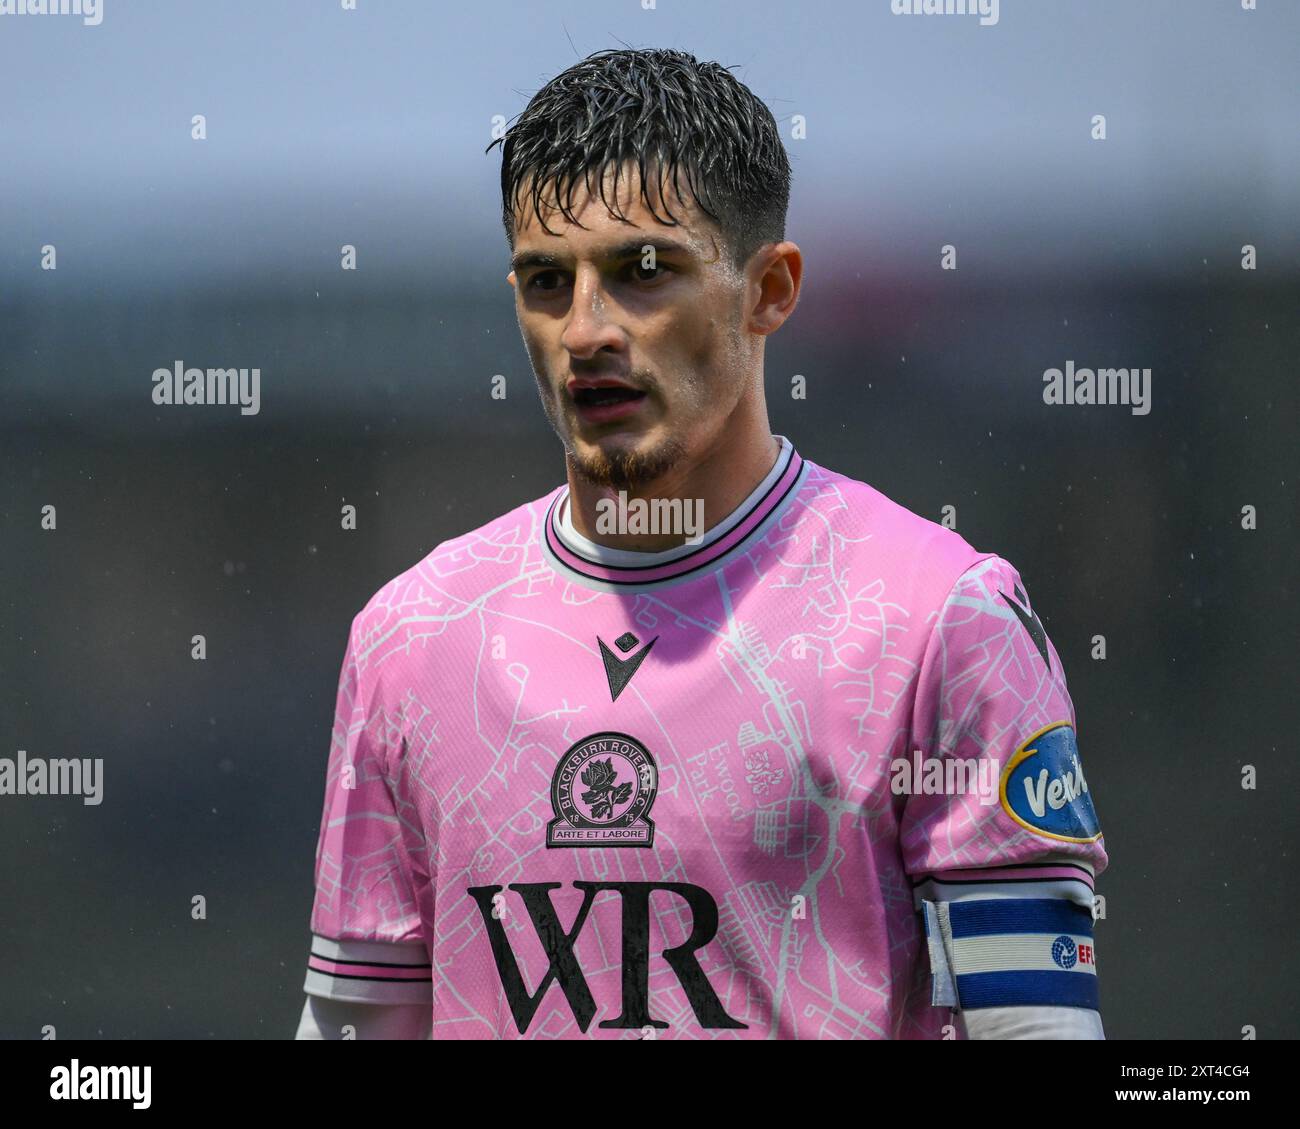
[998,586,1051,672]
[598,632,657,702]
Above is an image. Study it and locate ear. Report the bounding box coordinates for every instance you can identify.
[506,270,518,290]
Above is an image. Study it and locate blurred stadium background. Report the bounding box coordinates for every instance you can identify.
[1,0,1296,1037]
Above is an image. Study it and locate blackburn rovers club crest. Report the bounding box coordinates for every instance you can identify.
[547,732,658,848]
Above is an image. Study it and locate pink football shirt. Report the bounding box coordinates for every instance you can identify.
[303,436,1107,1038]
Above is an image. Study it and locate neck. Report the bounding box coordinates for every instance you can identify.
[565,413,779,553]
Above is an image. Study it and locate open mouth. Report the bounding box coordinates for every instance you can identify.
[568,382,649,424]
[572,385,646,409]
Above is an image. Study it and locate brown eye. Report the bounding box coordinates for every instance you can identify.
[528,270,567,292]
[629,262,671,283]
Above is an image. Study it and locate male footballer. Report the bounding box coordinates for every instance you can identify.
[296,47,1107,1040]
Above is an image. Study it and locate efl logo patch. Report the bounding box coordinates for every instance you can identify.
[547,732,658,848]
[1051,935,1095,970]
[1000,721,1102,843]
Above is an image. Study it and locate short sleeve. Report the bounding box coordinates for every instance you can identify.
[900,555,1108,880]
[302,617,432,1004]
[901,557,1108,1022]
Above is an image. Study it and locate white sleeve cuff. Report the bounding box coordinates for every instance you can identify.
[302,934,432,1005]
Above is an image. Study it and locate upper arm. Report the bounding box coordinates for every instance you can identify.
[902,557,1108,1036]
[301,616,433,1011]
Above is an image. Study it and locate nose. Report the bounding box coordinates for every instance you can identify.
[560,265,624,360]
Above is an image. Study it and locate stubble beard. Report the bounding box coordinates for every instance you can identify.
[535,353,722,486]
[566,432,688,491]
[538,369,697,492]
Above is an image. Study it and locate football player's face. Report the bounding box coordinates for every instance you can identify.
[506,162,752,490]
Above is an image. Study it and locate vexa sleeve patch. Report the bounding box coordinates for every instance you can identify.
[999,722,1102,843]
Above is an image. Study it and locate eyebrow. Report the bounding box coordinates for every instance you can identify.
[510,237,695,275]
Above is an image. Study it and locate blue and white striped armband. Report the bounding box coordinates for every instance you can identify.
[916,866,1099,1012]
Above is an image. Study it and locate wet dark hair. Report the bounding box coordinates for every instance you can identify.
[487,47,791,271]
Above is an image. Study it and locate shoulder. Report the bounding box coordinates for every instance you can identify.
[346,484,564,660]
[796,456,998,608]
